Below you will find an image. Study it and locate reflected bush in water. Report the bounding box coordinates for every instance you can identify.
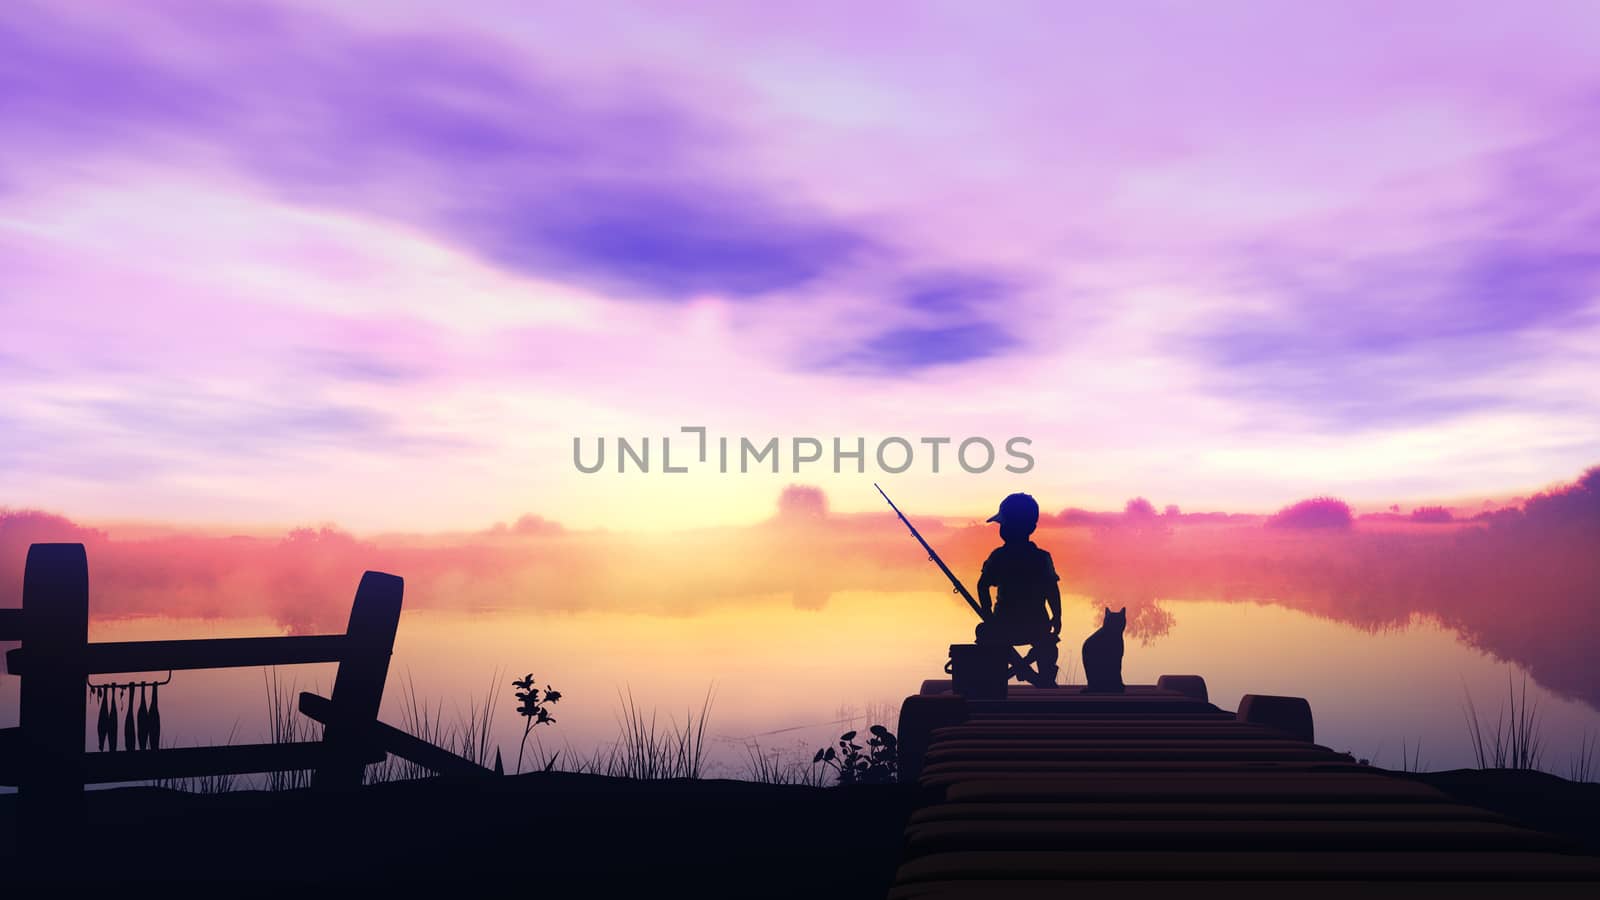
[6,466,1599,712]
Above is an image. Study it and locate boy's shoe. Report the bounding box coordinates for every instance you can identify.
[1026,665,1060,688]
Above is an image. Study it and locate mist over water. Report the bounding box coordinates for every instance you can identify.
[3,469,1598,782]
[3,592,1596,783]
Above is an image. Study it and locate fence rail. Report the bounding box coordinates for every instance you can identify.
[7,634,350,676]
[0,541,489,865]
[80,740,388,784]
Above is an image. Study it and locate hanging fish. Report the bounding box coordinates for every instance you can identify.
[148,682,161,750]
[137,684,150,751]
[108,686,119,752]
[96,685,109,752]
[123,684,136,751]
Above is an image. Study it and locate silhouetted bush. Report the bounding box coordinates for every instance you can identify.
[1056,508,1116,527]
[487,514,563,536]
[513,672,561,774]
[777,484,828,521]
[813,725,897,785]
[1266,496,1353,530]
[1517,465,1600,529]
[1410,506,1454,523]
[1123,497,1157,520]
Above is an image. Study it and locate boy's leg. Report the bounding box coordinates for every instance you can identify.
[1014,642,1040,682]
[1029,636,1061,687]
[978,621,1037,682]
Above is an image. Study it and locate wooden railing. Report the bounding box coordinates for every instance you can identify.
[0,542,493,857]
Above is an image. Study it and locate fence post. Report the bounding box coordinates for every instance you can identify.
[18,543,89,861]
[313,571,402,789]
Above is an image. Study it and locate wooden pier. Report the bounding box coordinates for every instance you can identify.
[891,677,1600,898]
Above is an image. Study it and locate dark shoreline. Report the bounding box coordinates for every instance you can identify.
[0,772,922,895]
[2,767,1596,893]
[1396,768,1600,854]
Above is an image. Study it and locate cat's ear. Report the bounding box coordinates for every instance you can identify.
[1118,607,1126,614]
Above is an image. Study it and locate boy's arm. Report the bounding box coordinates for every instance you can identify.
[976,549,997,616]
[1045,552,1063,633]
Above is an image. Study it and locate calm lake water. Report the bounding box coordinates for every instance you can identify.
[5,587,1598,785]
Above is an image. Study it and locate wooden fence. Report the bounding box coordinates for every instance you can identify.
[1,542,492,857]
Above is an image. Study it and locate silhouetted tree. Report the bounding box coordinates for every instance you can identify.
[1123,498,1157,520]
[776,484,828,521]
[1410,506,1453,523]
[1266,497,1353,530]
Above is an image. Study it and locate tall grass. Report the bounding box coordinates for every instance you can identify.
[584,686,715,780]
[1398,737,1426,773]
[740,739,830,786]
[453,669,501,769]
[1462,673,1546,771]
[264,668,320,791]
[1059,655,1080,687]
[376,673,451,783]
[152,724,241,794]
[367,669,502,783]
[251,667,503,786]
[1570,731,1597,783]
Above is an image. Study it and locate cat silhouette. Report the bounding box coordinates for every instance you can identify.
[1081,606,1127,693]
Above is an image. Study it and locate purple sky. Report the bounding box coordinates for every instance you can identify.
[2,0,1598,530]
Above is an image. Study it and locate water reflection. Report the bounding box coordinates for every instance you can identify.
[2,468,1597,774]
[2,593,1596,779]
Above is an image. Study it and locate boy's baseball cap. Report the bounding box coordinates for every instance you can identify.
[987,492,1040,526]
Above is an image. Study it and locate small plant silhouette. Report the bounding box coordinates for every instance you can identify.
[512,673,561,774]
[813,725,898,785]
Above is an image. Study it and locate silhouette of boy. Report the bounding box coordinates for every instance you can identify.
[975,492,1063,687]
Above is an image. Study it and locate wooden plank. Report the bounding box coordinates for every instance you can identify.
[313,571,402,789]
[967,717,1239,725]
[968,713,1236,722]
[901,819,1571,854]
[969,700,1218,715]
[299,691,492,778]
[891,677,1596,894]
[80,740,383,783]
[999,684,1182,696]
[0,607,21,641]
[934,717,1280,733]
[943,775,1451,803]
[923,756,1358,771]
[894,850,1600,882]
[17,543,89,860]
[7,634,348,676]
[910,802,1505,824]
[921,763,1365,786]
[929,731,1297,743]
[0,726,22,784]
[924,750,1351,768]
[888,879,1600,900]
[927,739,1327,751]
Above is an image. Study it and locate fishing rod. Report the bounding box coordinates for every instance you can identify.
[875,483,989,622]
[875,483,1036,681]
